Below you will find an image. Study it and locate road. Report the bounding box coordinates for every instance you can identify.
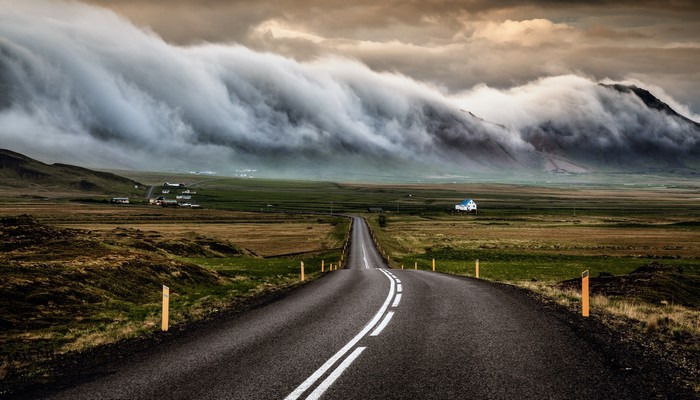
[38,216,662,399]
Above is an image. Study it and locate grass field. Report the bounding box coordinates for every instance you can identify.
[1,172,699,392]
[371,213,700,281]
[0,206,349,387]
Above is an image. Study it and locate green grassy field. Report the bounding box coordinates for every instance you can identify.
[369,210,700,281]
[2,170,699,392]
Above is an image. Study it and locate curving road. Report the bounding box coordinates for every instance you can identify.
[37,216,669,399]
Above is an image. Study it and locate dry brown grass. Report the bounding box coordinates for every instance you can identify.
[62,223,337,257]
[380,215,700,258]
[0,203,339,257]
[519,281,700,337]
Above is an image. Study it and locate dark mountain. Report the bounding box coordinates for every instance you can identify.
[0,149,142,193]
[601,84,700,128]
[516,84,700,174]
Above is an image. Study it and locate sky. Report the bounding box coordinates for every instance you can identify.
[88,0,700,114]
[0,1,698,178]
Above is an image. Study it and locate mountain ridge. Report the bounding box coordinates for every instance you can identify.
[600,83,700,128]
[0,149,142,194]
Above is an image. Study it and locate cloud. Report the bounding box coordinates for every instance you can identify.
[454,75,700,166]
[472,18,579,47]
[0,1,528,174]
[0,0,698,178]
[81,0,700,114]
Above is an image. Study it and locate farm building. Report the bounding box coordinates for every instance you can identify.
[110,197,129,204]
[455,198,477,212]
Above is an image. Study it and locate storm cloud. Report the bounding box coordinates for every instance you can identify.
[86,0,700,113]
[0,1,698,177]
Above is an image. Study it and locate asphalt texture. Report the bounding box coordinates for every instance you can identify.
[19,216,690,399]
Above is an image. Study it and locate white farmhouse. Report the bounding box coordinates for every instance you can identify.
[455,198,477,212]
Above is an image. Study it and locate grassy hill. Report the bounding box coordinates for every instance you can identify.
[0,149,142,195]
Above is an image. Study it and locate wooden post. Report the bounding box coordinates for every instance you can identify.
[582,270,590,317]
[301,261,305,281]
[162,285,169,331]
[322,260,325,272]
[475,259,479,279]
[432,258,436,272]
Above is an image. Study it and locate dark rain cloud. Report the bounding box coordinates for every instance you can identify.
[83,0,700,114]
[0,1,698,176]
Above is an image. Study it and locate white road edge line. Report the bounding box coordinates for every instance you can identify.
[392,293,402,308]
[396,283,402,293]
[305,347,367,400]
[284,269,395,400]
[370,311,395,336]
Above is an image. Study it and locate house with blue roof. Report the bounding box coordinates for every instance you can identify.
[455,198,477,212]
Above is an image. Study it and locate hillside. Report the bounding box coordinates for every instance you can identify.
[518,83,700,175]
[0,149,142,195]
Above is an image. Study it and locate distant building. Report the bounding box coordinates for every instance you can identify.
[164,182,185,188]
[161,199,179,207]
[368,207,384,213]
[455,198,477,212]
[110,197,129,204]
[150,196,167,205]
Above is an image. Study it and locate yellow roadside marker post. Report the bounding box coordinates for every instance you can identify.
[401,264,404,270]
[322,260,325,272]
[432,258,436,272]
[301,261,305,282]
[582,270,590,317]
[162,285,169,332]
[475,259,479,278]
[414,261,417,270]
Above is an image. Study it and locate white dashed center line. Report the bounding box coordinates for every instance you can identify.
[370,311,395,336]
[286,222,406,399]
[285,269,394,400]
[361,243,370,269]
[392,293,402,308]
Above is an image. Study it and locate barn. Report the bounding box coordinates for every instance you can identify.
[455,198,477,212]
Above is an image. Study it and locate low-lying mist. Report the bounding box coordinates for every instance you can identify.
[0,1,698,180]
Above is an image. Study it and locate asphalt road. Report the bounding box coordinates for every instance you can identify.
[38,216,666,399]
